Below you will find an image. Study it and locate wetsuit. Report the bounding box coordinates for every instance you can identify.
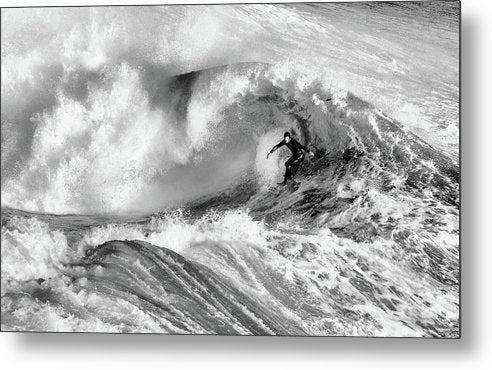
[271,138,309,183]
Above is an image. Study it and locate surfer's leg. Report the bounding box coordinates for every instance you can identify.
[290,154,305,180]
[284,156,297,183]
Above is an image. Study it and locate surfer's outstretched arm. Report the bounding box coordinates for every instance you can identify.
[267,140,285,159]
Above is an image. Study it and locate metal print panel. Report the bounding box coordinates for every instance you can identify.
[1,1,460,337]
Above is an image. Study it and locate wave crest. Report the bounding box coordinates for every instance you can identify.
[2,62,457,214]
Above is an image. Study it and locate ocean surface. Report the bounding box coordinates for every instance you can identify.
[1,2,459,336]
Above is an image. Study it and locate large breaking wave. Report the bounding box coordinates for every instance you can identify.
[1,62,460,336]
[1,3,459,336]
[1,62,458,214]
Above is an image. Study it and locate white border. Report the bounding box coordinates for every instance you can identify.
[1,1,491,369]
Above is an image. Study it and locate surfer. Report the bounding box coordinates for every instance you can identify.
[267,132,314,186]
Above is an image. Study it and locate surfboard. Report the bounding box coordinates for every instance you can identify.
[271,180,300,191]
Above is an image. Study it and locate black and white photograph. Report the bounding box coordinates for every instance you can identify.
[1,1,460,337]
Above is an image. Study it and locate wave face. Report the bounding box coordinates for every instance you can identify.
[1,3,459,214]
[1,205,458,336]
[1,3,459,336]
[1,62,458,215]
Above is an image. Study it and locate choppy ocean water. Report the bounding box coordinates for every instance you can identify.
[1,2,459,336]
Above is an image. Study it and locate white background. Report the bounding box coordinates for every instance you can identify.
[1,0,490,369]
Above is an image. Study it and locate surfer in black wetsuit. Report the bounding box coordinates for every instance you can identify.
[267,132,314,186]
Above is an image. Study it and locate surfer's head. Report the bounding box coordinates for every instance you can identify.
[284,131,291,143]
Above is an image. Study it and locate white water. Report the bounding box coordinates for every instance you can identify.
[2,206,458,335]
[1,3,459,336]
[1,2,459,214]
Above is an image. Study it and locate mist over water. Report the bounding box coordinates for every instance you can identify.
[1,3,459,336]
